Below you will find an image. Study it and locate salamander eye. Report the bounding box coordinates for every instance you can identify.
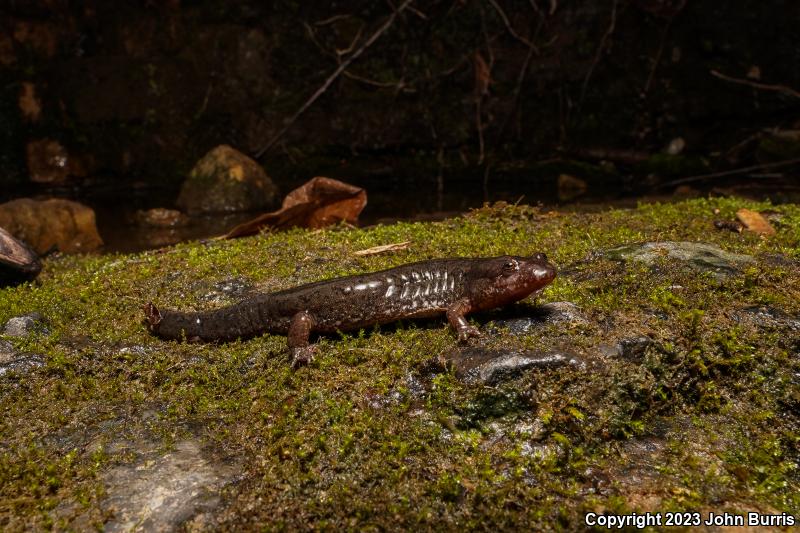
[502,259,519,275]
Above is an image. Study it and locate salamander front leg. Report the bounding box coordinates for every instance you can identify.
[288,310,316,369]
[446,298,482,343]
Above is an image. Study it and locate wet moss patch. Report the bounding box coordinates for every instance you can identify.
[1,197,798,529]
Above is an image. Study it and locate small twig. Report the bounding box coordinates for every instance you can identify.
[343,71,410,90]
[486,0,537,51]
[353,241,411,256]
[710,69,800,99]
[579,0,618,108]
[335,25,365,57]
[315,14,352,26]
[643,0,687,96]
[660,157,800,188]
[254,0,413,158]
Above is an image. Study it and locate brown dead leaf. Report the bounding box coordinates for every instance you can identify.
[353,241,410,257]
[736,208,775,236]
[225,177,367,238]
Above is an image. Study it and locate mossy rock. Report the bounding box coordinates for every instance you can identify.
[177,145,280,214]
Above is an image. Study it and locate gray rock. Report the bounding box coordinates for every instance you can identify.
[0,340,44,376]
[734,305,800,331]
[199,277,253,304]
[484,301,587,335]
[604,241,755,279]
[598,336,654,362]
[446,347,584,385]
[3,312,48,337]
[102,439,241,532]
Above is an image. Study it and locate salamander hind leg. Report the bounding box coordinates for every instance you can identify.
[446,298,482,343]
[287,310,316,369]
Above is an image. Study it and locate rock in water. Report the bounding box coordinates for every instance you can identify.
[177,145,280,214]
[0,227,41,286]
[0,198,103,254]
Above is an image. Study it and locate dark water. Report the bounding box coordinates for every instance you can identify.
[3,167,798,254]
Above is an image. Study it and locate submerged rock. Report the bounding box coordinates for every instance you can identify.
[134,208,189,228]
[445,347,584,385]
[0,198,103,254]
[177,145,280,214]
[605,241,754,279]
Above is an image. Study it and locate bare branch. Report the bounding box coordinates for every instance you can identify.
[710,69,800,100]
[254,1,414,158]
[579,0,617,108]
[661,157,800,188]
[486,0,538,52]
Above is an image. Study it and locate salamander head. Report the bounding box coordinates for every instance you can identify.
[467,253,556,311]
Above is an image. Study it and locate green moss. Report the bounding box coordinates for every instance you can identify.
[1,197,799,529]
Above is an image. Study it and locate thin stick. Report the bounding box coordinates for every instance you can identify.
[487,0,537,51]
[710,69,800,99]
[254,0,413,158]
[579,0,617,108]
[660,157,800,188]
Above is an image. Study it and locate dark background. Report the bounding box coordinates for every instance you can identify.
[2,0,799,207]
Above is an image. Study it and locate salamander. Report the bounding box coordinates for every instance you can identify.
[144,253,556,368]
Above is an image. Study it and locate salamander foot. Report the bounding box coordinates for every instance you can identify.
[457,325,482,343]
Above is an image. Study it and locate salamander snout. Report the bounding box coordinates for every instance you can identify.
[527,253,556,285]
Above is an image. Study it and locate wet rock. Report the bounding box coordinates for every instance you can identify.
[0,198,103,254]
[101,439,241,532]
[598,336,654,362]
[0,340,44,377]
[445,347,584,385]
[12,20,61,58]
[19,82,42,122]
[558,174,587,202]
[25,138,86,184]
[3,312,49,337]
[456,389,535,429]
[604,241,754,279]
[0,226,41,286]
[734,305,800,331]
[760,253,799,267]
[484,301,587,335]
[198,277,253,304]
[177,145,280,214]
[134,208,189,228]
